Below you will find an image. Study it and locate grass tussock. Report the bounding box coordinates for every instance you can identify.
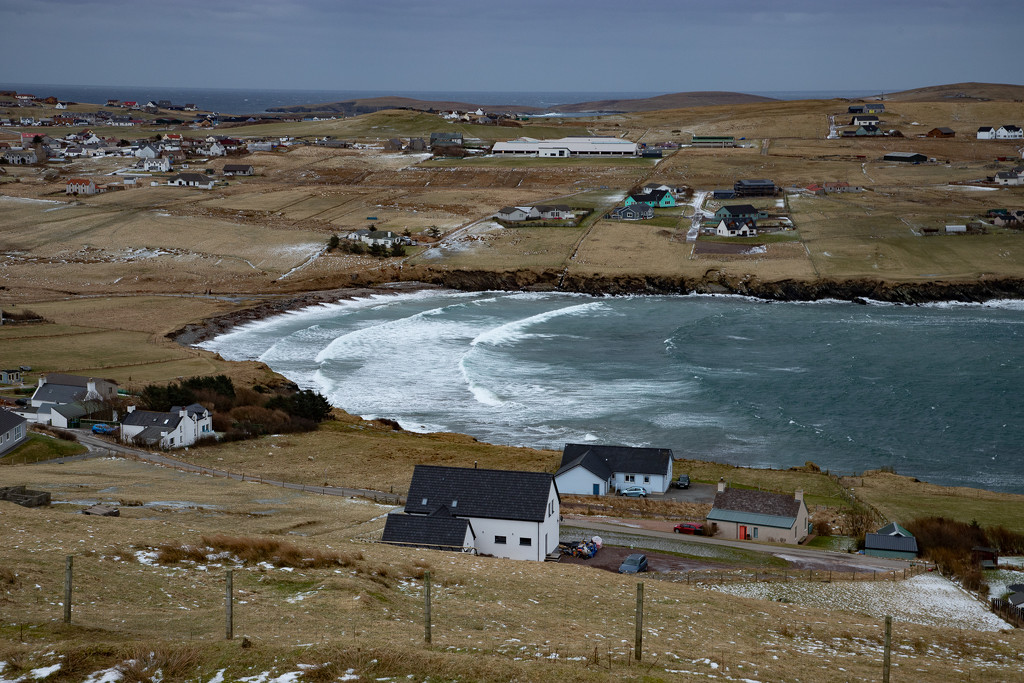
[116,644,203,683]
[152,535,364,570]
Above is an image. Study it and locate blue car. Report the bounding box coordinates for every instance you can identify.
[618,554,648,574]
[618,486,648,498]
[91,424,116,435]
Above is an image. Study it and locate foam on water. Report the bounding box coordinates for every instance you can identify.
[470,301,608,347]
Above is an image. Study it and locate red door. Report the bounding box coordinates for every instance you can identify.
[739,525,747,540]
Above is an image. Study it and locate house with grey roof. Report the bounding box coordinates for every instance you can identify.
[391,464,559,561]
[168,173,215,189]
[733,179,777,197]
[707,481,810,544]
[120,403,212,449]
[864,522,919,559]
[606,203,653,221]
[0,410,28,457]
[555,444,674,496]
[14,374,118,426]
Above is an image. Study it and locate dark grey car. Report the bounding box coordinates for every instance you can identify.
[618,553,648,574]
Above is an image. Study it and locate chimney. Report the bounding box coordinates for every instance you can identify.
[795,489,804,503]
[127,405,136,413]
[39,375,46,388]
[717,478,726,493]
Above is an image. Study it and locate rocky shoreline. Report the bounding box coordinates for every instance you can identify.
[170,271,1024,346]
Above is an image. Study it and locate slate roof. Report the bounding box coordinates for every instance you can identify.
[628,189,669,205]
[122,409,183,429]
[170,172,210,184]
[171,403,209,418]
[555,450,613,481]
[404,465,555,522]
[876,522,913,537]
[978,126,994,132]
[709,488,801,526]
[223,164,253,172]
[719,204,758,216]
[381,507,474,550]
[32,384,87,405]
[0,409,26,433]
[735,179,775,187]
[864,533,918,554]
[1009,592,1024,608]
[558,444,672,477]
[133,426,168,444]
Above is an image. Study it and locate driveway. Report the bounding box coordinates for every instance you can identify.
[658,482,716,503]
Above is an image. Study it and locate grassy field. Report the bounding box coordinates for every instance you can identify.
[1,457,1021,682]
[853,471,1024,534]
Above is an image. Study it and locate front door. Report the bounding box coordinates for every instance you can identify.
[593,483,601,495]
[739,525,747,540]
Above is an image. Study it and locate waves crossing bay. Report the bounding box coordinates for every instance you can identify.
[200,291,1024,493]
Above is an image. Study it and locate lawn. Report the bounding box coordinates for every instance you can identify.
[0,433,87,465]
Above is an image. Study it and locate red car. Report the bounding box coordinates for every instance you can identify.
[674,523,703,535]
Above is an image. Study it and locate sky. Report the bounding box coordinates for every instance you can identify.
[2,0,1022,94]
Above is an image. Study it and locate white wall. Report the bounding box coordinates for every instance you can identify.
[465,482,559,560]
[555,467,607,495]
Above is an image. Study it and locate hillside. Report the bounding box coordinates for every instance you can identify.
[877,81,1024,102]
[550,90,777,113]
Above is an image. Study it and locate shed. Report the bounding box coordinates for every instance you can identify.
[883,152,927,163]
[925,127,955,138]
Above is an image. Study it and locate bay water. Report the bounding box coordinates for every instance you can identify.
[200,291,1024,493]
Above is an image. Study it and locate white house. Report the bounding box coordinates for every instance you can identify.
[706,481,810,544]
[0,410,28,457]
[345,229,406,247]
[996,125,1023,140]
[120,403,213,449]
[142,157,171,173]
[168,173,215,189]
[66,178,98,195]
[715,218,758,237]
[388,465,560,561]
[13,374,117,426]
[555,444,675,496]
[994,170,1024,186]
[494,206,540,222]
[977,127,996,140]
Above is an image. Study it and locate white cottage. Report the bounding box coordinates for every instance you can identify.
[706,481,810,544]
[392,465,560,561]
[120,403,213,449]
[555,444,674,496]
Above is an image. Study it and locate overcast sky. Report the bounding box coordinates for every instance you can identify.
[2,0,1021,94]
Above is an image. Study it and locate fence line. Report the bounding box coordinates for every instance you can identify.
[676,564,930,586]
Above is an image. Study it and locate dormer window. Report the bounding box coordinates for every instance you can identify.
[451,500,457,508]
[421,498,428,506]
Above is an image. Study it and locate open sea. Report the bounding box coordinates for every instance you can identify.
[199,291,1024,494]
[0,83,885,116]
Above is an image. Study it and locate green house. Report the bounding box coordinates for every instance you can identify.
[624,189,675,208]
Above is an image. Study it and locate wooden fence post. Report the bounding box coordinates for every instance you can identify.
[63,556,73,624]
[225,570,233,640]
[882,615,892,683]
[424,570,432,644]
[634,582,644,662]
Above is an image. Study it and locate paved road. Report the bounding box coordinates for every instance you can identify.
[69,431,404,505]
[565,518,914,572]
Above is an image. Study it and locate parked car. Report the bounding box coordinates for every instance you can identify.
[671,474,690,489]
[618,486,648,497]
[91,424,117,435]
[618,553,648,574]
[674,522,704,535]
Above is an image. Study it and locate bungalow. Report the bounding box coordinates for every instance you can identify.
[534,204,572,220]
[733,179,776,197]
[994,170,1024,186]
[996,125,1023,140]
[120,403,213,449]
[606,203,653,221]
[977,126,996,140]
[625,189,675,208]
[168,173,215,189]
[555,443,674,496]
[848,103,885,114]
[715,218,757,237]
[863,522,919,559]
[690,135,736,148]
[66,178,98,195]
[925,127,955,138]
[855,125,884,136]
[707,480,810,544]
[223,164,254,176]
[0,410,28,458]
[345,229,406,247]
[495,206,539,222]
[390,464,559,561]
[430,132,464,148]
[850,115,880,126]
[714,204,760,221]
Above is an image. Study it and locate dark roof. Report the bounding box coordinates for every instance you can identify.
[32,384,87,405]
[534,204,570,212]
[1001,125,1022,132]
[852,115,879,121]
[930,127,955,134]
[559,444,672,477]
[876,522,913,537]
[0,409,26,433]
[736,179,774,187]
[711,487,800,519]
[170,173,210,183]
[719,204,758,216]
[555,450,613,480]
[381,507,473,550]
[1007,584,1024,593]
[1008,592,1024,608]
[978,126,994,132]
[628,189,668,204]
[404,465,555,522]
[864,533,918,553]
[883,152,927,162]
[223,164,253,171]
[122,409,183,429]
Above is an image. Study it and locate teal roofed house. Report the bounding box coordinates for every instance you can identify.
[863,522,918,560]
[624,189,675,208]
[706,481,809,544]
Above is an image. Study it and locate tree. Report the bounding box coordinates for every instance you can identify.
[390,243,407,257]
[327,234,340,251]
[368,243,385,257]
[265,389,332,422]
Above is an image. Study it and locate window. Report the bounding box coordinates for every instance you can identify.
[644,476,650,483]
[753,528,759,539]
[421,498,428,506]
[451,500,458,508]
[625,475,635,483]
[495,536,507,545]
[519,538,532,546]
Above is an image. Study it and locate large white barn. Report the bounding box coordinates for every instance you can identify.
[492,136,638,157]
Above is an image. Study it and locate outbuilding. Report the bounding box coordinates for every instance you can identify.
[883,152,927,163]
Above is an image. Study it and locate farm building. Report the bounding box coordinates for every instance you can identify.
[864,522,919,560]
[492,136,638,157]
[883,152,927,163]
[925,127,955,138]
[691,135,736,147]
[733,179,777,197]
